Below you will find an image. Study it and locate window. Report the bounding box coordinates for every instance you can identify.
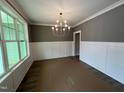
[1,10,20,69]
[0,7,29,77]
[17,21,27,59]
[20,41,27,59]
[6,42,20,68]
[1,11,16,41]
[17,21,25,40]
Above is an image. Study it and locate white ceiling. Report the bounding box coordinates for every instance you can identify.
[15,0,120,26]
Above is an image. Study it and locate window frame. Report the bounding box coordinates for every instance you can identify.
[0,5,29,78]
[17,19,28,60]
[0,42,7,78]
[1,9,21,70]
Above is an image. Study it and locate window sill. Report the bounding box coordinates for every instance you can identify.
[0,55,30,83]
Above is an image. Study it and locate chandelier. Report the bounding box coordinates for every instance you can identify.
[52,12,71,36]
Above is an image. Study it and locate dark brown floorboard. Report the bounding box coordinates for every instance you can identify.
[17,57,124,92]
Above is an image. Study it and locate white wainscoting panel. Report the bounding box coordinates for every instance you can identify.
[106,43,124,84]
[12,56,33,91]
[0,56,33,92]
[80,41,124,84]
[31,42,73,61]
[0,74,14,92]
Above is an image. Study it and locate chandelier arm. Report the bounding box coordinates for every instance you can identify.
[52,12,71,35]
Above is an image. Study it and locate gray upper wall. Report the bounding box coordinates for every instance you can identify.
[72,5,124,42]
[30,25,73,42]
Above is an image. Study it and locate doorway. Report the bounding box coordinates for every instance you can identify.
[73,31,81,59]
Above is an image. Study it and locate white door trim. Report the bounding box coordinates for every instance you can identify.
[73,30,81,58]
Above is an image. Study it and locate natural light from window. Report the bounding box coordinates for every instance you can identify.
[0,44,4,76]
[0,7,28,77]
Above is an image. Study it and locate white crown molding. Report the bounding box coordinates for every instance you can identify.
[30,23,54,26]
[72,0,124,28]
[5,0,31,23]
[30,23,73,27]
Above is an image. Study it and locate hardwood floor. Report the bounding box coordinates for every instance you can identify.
[17,57,124,92]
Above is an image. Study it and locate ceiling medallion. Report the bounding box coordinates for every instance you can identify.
[52,12,71,37]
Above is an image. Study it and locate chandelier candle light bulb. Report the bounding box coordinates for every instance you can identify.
[68,26,71,30]
[63,28,66,31]
[55,25,58,28]
[52,27,54,30]
[65,24,68,27]
[56,28,58,31]
[56,20,59,23]
[64,20,67,24]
